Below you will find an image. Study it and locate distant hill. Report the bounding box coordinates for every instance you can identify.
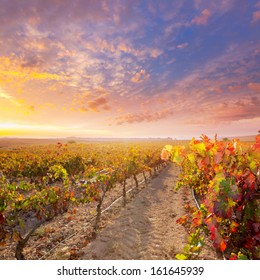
[0,135,257,150]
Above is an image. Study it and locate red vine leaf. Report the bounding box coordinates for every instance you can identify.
[252,135,260,150]
[220,240,226,252]
[230,253,238,260]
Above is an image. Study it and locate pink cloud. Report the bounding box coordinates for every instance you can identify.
[150,48,163,58]
[184,96,260,126]
[131,69,150,83]
[192,9,211,25]
[115,108,174,125]
[166,58,176,65]
[117,42,133,54]
[227,84,244,92]
[193,0,235,14]
[248,82,260,92]
[176,43,189,49]
[85,38,161,60]
[252,10,260,23]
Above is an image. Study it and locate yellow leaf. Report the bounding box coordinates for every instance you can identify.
[164,145,173,152]
[176,254,188,260]
[228,198,236,208]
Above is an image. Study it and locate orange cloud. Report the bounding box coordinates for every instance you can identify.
[117,42,135,54]
[192,9,211,25]
[131,69,150,83]
[252,10,260,23]
[87,96,111,112]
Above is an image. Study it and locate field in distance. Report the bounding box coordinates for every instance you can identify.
[0,137,189,150]
[0,135,256,150]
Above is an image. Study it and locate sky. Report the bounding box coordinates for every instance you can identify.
[0,0,259,139]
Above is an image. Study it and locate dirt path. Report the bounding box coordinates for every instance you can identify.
[80,163,220,260]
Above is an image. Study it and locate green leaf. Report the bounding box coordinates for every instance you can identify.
[238,254,248,260]
[22,199,30,208]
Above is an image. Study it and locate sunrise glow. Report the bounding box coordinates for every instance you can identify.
[0,1,259,138]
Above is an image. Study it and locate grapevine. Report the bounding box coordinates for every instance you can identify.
[0,141,168,259]
[162,134,260,259]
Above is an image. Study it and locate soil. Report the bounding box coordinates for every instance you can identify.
[79,163,220,260]
[0,163,221,260]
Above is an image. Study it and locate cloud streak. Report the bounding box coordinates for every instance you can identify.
[115,108,174,125]
[191,9,212,25]
[0,87,21,106]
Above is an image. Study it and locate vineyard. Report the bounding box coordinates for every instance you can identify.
[161,134,260,260]
[0,136,259,260]
[0,140,173,259]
